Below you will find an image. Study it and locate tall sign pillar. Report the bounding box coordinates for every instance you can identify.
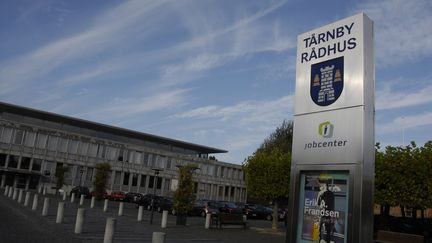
[287,13,374,243]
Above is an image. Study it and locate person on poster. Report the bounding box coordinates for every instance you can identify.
[317,180,335,243]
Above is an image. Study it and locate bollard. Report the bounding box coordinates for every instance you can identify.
[17,189,24,203]
[90,196,95,209]
[137,206,143,221]
[56,202,65,223]
[42,187,46,195]
[71,192,75,203]
[161,210,168,228]
[63,191,67,201]
[42,197,50,216]
[24,191,31,207]
[205,213,211,229]
[32,194,39,210]
[74,208,85,234]
[12,188,18,200]
[152,232,166,243]
[79,194,85,206]
[103,199,108,212]
[3,185,8,196]
[118,202,124,216]
[103,217,116,243]
[38,186,42,194]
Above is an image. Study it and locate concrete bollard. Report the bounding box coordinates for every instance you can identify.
[118,202,124,216]
[42,187,46,195]
[161,210,168,228]
[17,189,24,203]
[8,187,13,198]
[24,191,31,207]
[205,213,211,229]
[152,232,166,243]
[90,196,95,209]
[3,185,8,196]
[74,208,85,234]
[103,217,116,243]
[32,194,39,210]
[38,186,42,194]
[42,197,50,216]
[56,202,65,223]
[137,206,143,221]
[12,188,18,200]
[71,192,75,203]
[63,191,67,201]
[79,194,85,206]
[103,199,108,212]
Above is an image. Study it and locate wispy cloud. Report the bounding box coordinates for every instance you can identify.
[355,0,432,66]
[377,83,432,110]
[378,112,432,134]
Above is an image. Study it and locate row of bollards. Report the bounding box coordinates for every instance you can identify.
[2,186,169,243]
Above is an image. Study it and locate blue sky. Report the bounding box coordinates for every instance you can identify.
[1,0,431,164]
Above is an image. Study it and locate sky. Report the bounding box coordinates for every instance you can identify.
[1,0,432,164]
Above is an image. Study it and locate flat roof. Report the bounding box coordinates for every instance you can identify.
[0,101,227,154]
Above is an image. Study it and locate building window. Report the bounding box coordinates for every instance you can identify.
[97,144,106,158]
[114,171,121,185]
[86,168,93,181]
[157,177,162,189]
[127,150,134,163]
[106,146,117,160]
[118,149,124,161]
[166,158,171,169]
[35,133,48,149]
[194,182,198,193]
[88,143,98,157]
[123,172,130,186]
[32,159,42,171]
[57,137,68,152]
[134,151,142,164]
[164,179,170,191]
[24,131,36,147]
[143,153,149,167]
[68,140,79,154]
[13,129,24,144]
[78,142,89,155]
[20,157,31,170]
[132,174,138,187]
[47,136,58,151]
[148,176,155,188]
[0,153,7,167]
[139,175,146,187]
[8,155,19,168]
[0,127,13,143]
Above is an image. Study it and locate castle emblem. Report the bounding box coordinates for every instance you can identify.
[310,56,344,106]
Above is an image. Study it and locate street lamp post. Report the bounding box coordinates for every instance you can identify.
[149,168,162,224]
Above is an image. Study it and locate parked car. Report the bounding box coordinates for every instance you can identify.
[218,201,242,214]
[243,204,273,220]
[153,197,173,213]
[189,200,220,217]
[70,186,91,199]
[136,194,159,209]
[109,191,127,201]
[125,192,142,203]
[91,190,108,199]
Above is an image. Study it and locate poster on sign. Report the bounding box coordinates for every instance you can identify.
[297,172,349,243]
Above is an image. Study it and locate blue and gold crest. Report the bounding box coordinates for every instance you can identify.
[310,57,344,106]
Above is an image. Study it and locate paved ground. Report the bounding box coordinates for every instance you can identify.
[0,188,287,243]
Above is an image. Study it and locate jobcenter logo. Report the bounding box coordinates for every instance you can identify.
[304,121,348,150]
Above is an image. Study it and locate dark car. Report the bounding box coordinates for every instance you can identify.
[190,200,220,217]
[136,194,159,209]
[153,197,173,213]
[218,201,242,214]
[243,204,273,220]
[70,186,91,199]
[125,192,143,203]
[91,190,108,199]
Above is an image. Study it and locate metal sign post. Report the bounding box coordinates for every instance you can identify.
[286,13,374,243]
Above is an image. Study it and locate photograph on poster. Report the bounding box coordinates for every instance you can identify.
[298,171,349,243]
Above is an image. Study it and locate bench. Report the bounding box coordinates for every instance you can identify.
[376,230,424,243]
[218,213,247,229]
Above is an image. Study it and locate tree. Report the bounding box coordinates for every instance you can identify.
[55,165,69,193]
[243,120,293,229]
[173,163,199,225]
[93,162,111,200]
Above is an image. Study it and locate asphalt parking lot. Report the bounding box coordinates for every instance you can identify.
[0,188,286,243]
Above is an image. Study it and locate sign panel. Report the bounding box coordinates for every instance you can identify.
[296,171,349,243]
[292,107,364,164]
[294,13,373,115]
